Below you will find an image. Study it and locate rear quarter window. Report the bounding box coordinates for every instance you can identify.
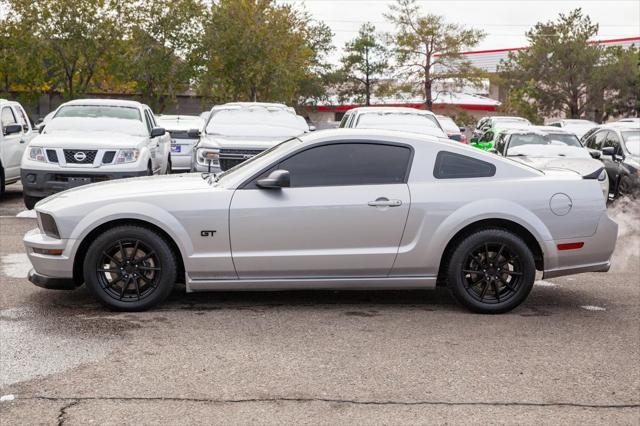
[433,151,496,179]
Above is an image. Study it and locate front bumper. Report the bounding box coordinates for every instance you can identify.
[192,162,222,173]
[171,153,194,171]
[21,168,149,198]
[24,228,77,282]
[28,269,77,290]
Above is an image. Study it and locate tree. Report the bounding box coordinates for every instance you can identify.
[499,8,639,121]
[125,0,205,112]
[339,23,390,106]
[385,0,485,110]
[197,0,334,105]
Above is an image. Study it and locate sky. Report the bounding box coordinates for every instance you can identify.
[278,0,640,63]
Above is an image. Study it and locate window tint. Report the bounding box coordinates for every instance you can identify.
[278,143,412,187]
[15,106,30,132]
[1,107,17,127]
[143,110,153,133]
[433,151,496,179]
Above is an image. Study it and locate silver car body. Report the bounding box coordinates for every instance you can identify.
[24,129,617,292]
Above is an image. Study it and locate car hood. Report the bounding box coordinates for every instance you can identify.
[31,131,147,149]
[197,134,293,150]
[509,156,602,176]
[37,173,214,211]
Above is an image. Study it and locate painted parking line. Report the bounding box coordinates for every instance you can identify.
[15,210,37,219]
[580,305,606,311]
[1,253,32,278]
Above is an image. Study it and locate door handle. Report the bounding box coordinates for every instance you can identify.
[368,198,402,207]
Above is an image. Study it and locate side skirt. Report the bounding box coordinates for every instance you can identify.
[186,276,437,293]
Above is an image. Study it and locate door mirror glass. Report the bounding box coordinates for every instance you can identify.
[601,146,615,156]
[150,127,165,138]
[3,123,22,136]
[257,169,290,189]
[187,128,201,138]
[588,150,602,159]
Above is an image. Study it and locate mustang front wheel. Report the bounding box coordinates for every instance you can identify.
[83,226,177,311]
[447,229,536,314]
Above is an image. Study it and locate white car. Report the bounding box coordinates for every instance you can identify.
[339,107,447,138]
[1,99,35,195]
[193,103,309,172]
[155,115,204,172]
[547,119,598,139]
[20,99,171,209]
[24,129,617,314]
[474,116,532,138]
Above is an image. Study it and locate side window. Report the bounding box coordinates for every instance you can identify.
[148,109,158,127]
[1,106,17,128]
[495,134,506,154]
[604,132,621,152]
[338,113,350,128]
[15,106,30,132]
[480,131,494,142]
[143,110,153,134]
[548,122,561,127]
[278,143,412,187]
[592,131,608,150]
[433,151,496,179]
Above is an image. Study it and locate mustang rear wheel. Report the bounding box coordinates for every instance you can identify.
[83,226,177,311]
[447,229,536,314]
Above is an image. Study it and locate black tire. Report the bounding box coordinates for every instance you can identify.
[0,164,5,197]
[83,225,177,311]
[146,163,153,176]
[166,157,172,174]
[447,228,536,314]
[23,194,42,210]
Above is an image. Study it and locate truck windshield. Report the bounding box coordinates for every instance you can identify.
[55,105,142,121]
[205,109,306,137]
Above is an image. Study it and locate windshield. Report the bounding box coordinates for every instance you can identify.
[356,112,441,132]
[45,116,148,136]
[156,116,203,131]
[214,137,301,183]
[622,130,640,156]
[55,105,141,121]
[494,121,531,130]
[493,117,530,125]
[205,109,307,137]
[437,116,460,133]
[507,133,587,157]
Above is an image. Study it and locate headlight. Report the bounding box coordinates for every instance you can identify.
[39,213,60,239]
[28,147,46,162]
[196,148,220,165]
[115,149,139,164]
[597,169,607,181]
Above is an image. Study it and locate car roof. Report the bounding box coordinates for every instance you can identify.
[212,102,296,113]
[0,98,22,107]
[501,126,573,136]
[490,116,529,121]
[600,122,640,131]
[348,106,437,116]
[61,98,145,108]
[156,115,201,120]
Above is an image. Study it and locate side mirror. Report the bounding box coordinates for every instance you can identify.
[308,125,316,132]
[38,124,46,133]
[601,147,615,156]
[256,169,290,189]
[3,123,22,136]
[150,127,165,138]
[588,150,602,159]
[459,126,466,133]
[488,148,498,154]
[187,128,201,138]
[470,137,479,144]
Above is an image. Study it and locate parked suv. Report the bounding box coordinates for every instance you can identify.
[1,99,35,195]
[20,99,171,209]
[193,103,309,172]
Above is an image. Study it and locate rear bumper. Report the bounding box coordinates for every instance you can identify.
[21,168,148,198]
[171,154,194,171]
[542,212,618,279]
[28,269,77,290]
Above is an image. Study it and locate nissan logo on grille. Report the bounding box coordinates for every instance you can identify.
[73,151,87,162]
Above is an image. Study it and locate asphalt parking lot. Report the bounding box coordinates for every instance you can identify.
[0,182,638,425]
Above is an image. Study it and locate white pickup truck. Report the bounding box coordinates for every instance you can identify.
[1,99,35,195]
[20,99,171,209]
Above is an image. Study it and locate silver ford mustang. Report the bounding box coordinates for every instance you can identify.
[24,129,618,313]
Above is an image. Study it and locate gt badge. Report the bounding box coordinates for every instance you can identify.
[200,230,216,237]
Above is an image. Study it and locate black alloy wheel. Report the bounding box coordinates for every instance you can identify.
[447,229,536,314]
[84,226,177,311]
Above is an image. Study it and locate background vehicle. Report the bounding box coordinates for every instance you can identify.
[473,116,531,139]
[582,123,640,198]
[1,99,35,195]
[547,119,597,139]
[436,114,467,143]
[20,99,171,209]
[24,129,616,314]
[155,115,204,173]
[617,118,640,125]
[340,107,447,138]
[193,102,309,172]
[492,127,609,199]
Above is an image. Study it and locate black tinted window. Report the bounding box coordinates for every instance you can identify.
[279,143,411,187]
[434,151,496,179]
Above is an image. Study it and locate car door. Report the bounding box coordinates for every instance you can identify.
[143,109,160,172]
[1,105,24,181]
[229,141,412,279]
[148,109,170,172]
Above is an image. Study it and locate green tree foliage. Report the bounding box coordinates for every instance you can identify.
[339,23,390,106]
[500,8,639,121]
[197,0,334,105]
[385,0,485,110]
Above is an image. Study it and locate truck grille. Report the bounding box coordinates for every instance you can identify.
[63,149,97,164]
[219,149,264,171]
